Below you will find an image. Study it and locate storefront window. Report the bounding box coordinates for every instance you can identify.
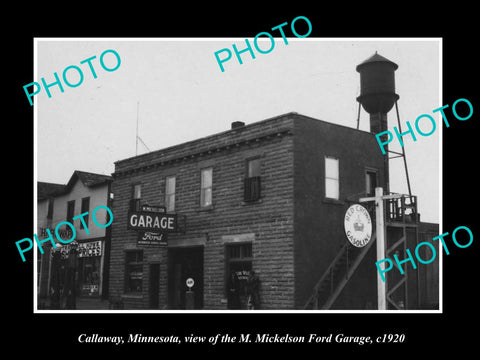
[78,257,101,296]
[125,250,143,293]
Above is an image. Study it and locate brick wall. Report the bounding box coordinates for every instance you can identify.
[110,114,296,309]
[292,115,385,309]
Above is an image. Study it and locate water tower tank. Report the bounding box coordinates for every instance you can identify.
[356,52,399,114]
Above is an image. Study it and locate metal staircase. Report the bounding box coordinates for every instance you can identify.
[304,231,376,310]
[303,193,419,310]
[384,194,419,309]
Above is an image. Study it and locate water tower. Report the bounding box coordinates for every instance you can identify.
[356,52,401,195]
[356,52,418,310]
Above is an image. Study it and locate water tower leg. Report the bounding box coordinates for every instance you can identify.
[394,101,412,197]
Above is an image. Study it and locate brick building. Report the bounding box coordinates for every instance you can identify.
[109,112,433,310]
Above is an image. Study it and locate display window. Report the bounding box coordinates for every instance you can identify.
[78,256,101,296]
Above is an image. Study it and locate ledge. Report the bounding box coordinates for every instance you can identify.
[241,198,263,206]
[197,205,214,212]
[113,129,293,177]
[322,198,345,206]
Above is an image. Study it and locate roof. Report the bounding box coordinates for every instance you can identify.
[356,52,399,71]
[38,171,112,200]
[113,112,375,177]
[37,182,66,201]
[65,170,113,191]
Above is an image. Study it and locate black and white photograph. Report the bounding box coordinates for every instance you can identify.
[34,38,441,312]
[6,6,478,355]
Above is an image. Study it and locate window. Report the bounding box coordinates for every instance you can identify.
[66,200,75,224]
[133,184,141,199]
[247,158,260,178]
[228,243,252,259]
[130,184,142,212]
[165,176,176,212]
[80,197,90,229]
[47,198,54,219]
[78,256,101,296]
[366,170,378,197]
[125,250,143,293]
[244,158,261,202]
[226,243,253,310]
[325,157,339,199]
[200,168,213,207]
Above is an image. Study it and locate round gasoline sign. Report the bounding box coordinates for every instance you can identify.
[186,278,194,289]
[344,204,372,247]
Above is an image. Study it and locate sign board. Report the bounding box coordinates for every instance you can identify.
[235,270,251,281]
[81,284,99,296]
[40,227,73,240]
[141,204,166,213]
[137,231,167,247]
[52,240,103,259]
[344,204,372,247]
[127,211,177,233]
[77,240,103,257]
[186,278,194,288]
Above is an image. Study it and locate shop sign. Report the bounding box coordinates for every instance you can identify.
[127,211,177,233]
[77,241,102,257]
[40,227,73,240]
[186,278,194,289]
[344,204,372,247]
[81,284,99,296]
[53,240,103,259]
[235,270,251,281]
[137,231,167,247]
[141,204,166,213]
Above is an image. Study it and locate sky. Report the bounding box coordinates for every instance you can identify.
[35,38,440,223]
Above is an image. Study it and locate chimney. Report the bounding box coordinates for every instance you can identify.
[231,121,245,130]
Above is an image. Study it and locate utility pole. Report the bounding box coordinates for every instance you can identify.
[359,187,402,310]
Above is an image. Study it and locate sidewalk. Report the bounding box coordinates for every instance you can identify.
[38,296,111,310]
[76,297,111,310]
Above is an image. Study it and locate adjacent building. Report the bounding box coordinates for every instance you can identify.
[37,170,113,307]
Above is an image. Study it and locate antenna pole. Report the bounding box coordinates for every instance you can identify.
[136,101,139,156]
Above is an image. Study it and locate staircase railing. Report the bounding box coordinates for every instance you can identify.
[304,232,376,310]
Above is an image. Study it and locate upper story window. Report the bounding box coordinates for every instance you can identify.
[133,183,142,199]
[80,197,90,229]
[365,170,378,197]
[130,183,142,212]
[47,198,54,219]
[200,168,213,207]
[66,200,75,224]
[247,158,260,178]
[244,158,261,202]
[165,176,176,212]
[325,156,339,200]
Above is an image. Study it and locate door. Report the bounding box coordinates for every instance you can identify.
[168,247,204,309]
[149,264,160,309]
